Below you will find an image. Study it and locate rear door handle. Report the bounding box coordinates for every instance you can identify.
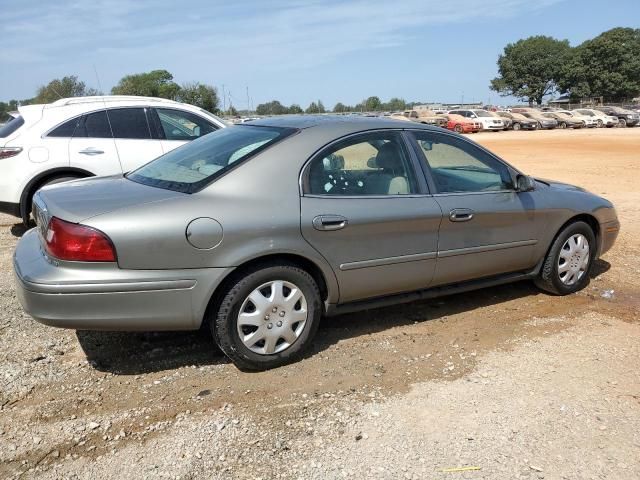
[312,215,348,231]
[449,208,474,222]
[79,148,104,156]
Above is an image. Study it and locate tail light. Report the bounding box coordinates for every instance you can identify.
[44,217,116,262]
[0,147,22,160]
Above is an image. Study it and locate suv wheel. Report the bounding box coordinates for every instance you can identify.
[596,119,603,128]
[25,175,84,226]
[512,122,521,131]
[619,118,627,127]
[212,264,322,370]
[534,221,596,295]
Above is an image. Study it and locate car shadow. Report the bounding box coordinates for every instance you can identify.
[77,259,610,375]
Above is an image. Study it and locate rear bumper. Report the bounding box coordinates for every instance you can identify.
[13,229,232,331]
[0,201,20,217]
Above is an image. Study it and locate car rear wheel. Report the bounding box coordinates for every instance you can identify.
[212,264,322,370]
[512,122,521,131]
[619,118,627,127]
[596,119,603,128]
[559,122,567,129]
[534,221,596,295]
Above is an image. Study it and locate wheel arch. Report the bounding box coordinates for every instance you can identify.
[200,253,332,329]
[546,213,601,262]
[19,167,95,222]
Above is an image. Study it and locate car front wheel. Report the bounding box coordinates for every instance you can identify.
[535,221,596,295]
[212,264,322,370]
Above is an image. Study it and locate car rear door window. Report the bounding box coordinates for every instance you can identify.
[305,131,418,196]
[0,115,25,138]
[48,117,80,137]
[154,108,219,140]
[107,108,151,139]
[411,131,513,193]
[72,111,113,138]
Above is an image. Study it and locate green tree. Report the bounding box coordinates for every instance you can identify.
[333,102,347,113]
[490,36,571,105]
[111,69,180,99]
[288,104,303,114]
[305,101,319,114]
[34,76,99,103]
[255,100,288,115]
[385,97,406,111]
[364,96,382,111]
[559,28,640,101]
[176,82,220,113]
[317,100,326,113]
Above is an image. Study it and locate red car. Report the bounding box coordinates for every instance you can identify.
[443,114,482,133]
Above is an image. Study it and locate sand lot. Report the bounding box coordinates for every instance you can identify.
[0,127,639,479]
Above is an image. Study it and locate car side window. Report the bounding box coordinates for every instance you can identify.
[155,108,219,141]
[73,111,112,138]
[106,108,151,139]
[306,132,418,196]
[48,117,82,137]
[412,131,514,194]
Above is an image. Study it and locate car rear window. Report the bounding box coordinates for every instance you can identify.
[0,115,25,138]
[127,125,296,193]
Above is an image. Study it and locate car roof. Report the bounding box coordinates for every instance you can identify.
[247,114,441,133]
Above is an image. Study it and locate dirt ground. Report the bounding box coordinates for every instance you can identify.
[0,127,638,479]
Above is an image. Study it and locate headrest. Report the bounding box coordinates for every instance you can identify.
[374,142,403,170]
[322,154,344,170]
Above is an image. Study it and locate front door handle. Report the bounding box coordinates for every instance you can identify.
[449,208,474,222]
[312,215,348,231]
[79,148,104,156]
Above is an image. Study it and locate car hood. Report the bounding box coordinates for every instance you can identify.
[536,178,587,193]
[34,175,184,223]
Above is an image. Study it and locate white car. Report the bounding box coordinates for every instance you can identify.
[0,96,226,224]
[572,108,618,128]
[447,109,505,131]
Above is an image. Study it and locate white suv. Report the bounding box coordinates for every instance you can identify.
[448,109,505,131]
[0,96,226,224]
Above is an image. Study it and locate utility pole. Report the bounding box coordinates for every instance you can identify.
[222,84,226,113]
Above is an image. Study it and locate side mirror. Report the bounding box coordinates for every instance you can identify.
[516,174,536,192]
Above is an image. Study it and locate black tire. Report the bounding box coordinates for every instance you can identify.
[454,124,464,133]
[513,122,521,131]
[596,119,603,128]
[619,118,627,127]
[534,221,597,295]
[559,122,567,129]
[25,175,83,226]
[212,264,322,370]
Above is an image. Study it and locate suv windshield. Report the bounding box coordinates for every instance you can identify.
[0,115,24,138]
[127,125,295,193]
[473,111,493,117]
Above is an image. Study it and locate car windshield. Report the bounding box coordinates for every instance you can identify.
[0,115,24,138]
[127,125,295,193]
[473,111,493,117]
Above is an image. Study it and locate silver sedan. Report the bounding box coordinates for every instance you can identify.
[13,116,620,370]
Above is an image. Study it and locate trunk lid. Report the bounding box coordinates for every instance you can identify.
[33,175,184,224]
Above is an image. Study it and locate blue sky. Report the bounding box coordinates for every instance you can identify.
[1,0,639,108]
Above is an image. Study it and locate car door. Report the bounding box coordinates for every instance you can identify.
[150,107,220,154]
[300,130,442,303]
[409,130,542,286]
[106,107,164,172]
[67,110,122,176]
